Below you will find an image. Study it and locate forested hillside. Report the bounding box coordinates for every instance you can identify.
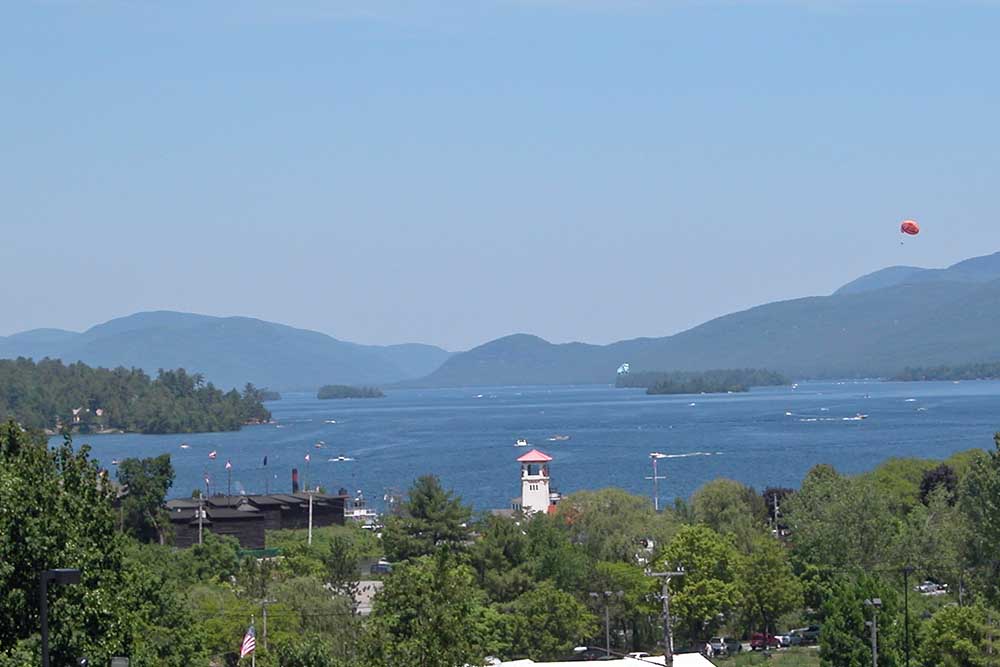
[412,251,1000,386]
[0,311,452,391]
[0,357,270,433]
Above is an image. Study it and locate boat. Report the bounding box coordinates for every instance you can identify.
[111,459,120,465]
[179,443,191,449]
[547,434,571,442]
[345,490,380,529]
[514,438,529,447]
[328,455,355,462]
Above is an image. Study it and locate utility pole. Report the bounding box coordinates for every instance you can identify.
[198,491,204,545]
[307,489,314,546]
[649,568,685,666]
[589,590,623,657]
[647,453,668,511]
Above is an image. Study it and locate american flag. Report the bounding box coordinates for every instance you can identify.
[239,623,256,658]
[225,459,232,471]
[208,450,217,460]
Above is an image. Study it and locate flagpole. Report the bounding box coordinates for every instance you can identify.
[228,466,232,500]
[251,615,255,667]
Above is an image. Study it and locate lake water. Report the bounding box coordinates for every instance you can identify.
[61,380,1000,511]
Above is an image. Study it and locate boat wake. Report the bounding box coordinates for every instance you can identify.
[656,451,721,459]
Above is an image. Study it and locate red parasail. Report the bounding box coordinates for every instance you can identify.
[900,220,920,236]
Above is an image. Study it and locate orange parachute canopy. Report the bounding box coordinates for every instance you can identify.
[900,220,920,236]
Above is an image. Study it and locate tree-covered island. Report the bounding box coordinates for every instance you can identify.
[317,384,385,399]
[617,368,788,395]
[0,357,270,434]
[894,362,1000,382]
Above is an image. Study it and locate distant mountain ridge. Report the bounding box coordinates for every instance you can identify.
[410,251,1000,386]
[0,311,451,391]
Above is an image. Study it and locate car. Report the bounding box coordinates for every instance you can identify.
[708,636,742,656]
[369,560,393,575]
[776,633,802,647]
[750,633,781,650]
[917,580,949,596]
[626,653,651,660]
[791,625,821,644]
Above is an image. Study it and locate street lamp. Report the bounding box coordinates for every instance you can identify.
[40,568,81,667]
[589,590,624,657]
[864,598,882,667]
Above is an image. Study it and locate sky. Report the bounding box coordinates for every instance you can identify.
[2,1,998,351]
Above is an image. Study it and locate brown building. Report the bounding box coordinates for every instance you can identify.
[167,492,347,549]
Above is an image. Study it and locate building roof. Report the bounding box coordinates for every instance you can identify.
[516,449,553,463]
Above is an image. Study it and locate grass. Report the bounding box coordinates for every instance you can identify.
[711,647,821,667]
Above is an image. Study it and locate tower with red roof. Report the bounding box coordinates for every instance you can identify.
[514,449,556,515]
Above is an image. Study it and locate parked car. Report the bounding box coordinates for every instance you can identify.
[626,653,650,660]
[776,633,802,647]
[791,625,821,644]
[708,637,742,656]
[917,580,949,596]
[750,633,781,650]
[369,560,393,575]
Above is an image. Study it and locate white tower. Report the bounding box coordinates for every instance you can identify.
[516,449,553,515]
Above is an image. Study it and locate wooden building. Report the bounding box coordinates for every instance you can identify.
[166,491,347,549]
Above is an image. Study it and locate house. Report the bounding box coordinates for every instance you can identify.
[166,491,347,549]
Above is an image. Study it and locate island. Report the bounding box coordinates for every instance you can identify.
[259,388,282,401]
[616,368,787,395]
[0,357,271,434]
[894,362,1000,382]
[317,384,385,399]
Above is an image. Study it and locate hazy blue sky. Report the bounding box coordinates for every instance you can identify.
[3,1,998,350]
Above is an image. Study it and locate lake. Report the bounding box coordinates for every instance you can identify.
[60,380,1000,511]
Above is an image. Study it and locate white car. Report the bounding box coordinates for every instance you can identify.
[627,652,651,659]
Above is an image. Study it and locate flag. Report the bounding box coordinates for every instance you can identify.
[208,450,217,460]
[225,459,232,471]
[262,455,268,467]
[239,624,256,659]
[305,453,310,462]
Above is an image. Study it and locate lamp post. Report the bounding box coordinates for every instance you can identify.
[589,590,623,657]
[865,598,882,667]
[40,568,81,667]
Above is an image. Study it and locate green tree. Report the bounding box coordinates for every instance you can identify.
[557,487,678,563]
[786,465,896,570]
[325,534,361,601]
[273,634,340,667]
[505,581,597,660]
[918,603,991,667]
[0,423,143,665]
[738,535,802,634]
[690,478,767,552]
[361,551,503,667]
[819,575,901,667]
[659,524,743,643]
[469,514,535,603]
[117,453,175,544]
[959,439,1000,601]
[381,475,472,562]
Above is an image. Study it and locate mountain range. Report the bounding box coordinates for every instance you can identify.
[0,312,451,391]
[411,251,1000,386]
[5,251,1000,389]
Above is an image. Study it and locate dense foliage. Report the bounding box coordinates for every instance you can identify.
[7,421,1000,667]
[894,361,1000,381]
[616,368,788,395]
[317,385,385,399]
[0,357,270,433]
[260,389,282,401]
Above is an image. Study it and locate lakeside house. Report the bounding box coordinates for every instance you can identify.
[166,491,346,549]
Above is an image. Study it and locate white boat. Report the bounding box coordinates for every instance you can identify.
[547,434,571,442]
[179,443,191,449]
[345,491,380,528]
[328,455,355,462]
[514,438,529,447]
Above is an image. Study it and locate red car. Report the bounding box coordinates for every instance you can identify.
[750,633,781,651]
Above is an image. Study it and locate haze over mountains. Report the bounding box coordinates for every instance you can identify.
[4,252,1000,389]
[413,251,1000,386]
[0,312,451,391]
